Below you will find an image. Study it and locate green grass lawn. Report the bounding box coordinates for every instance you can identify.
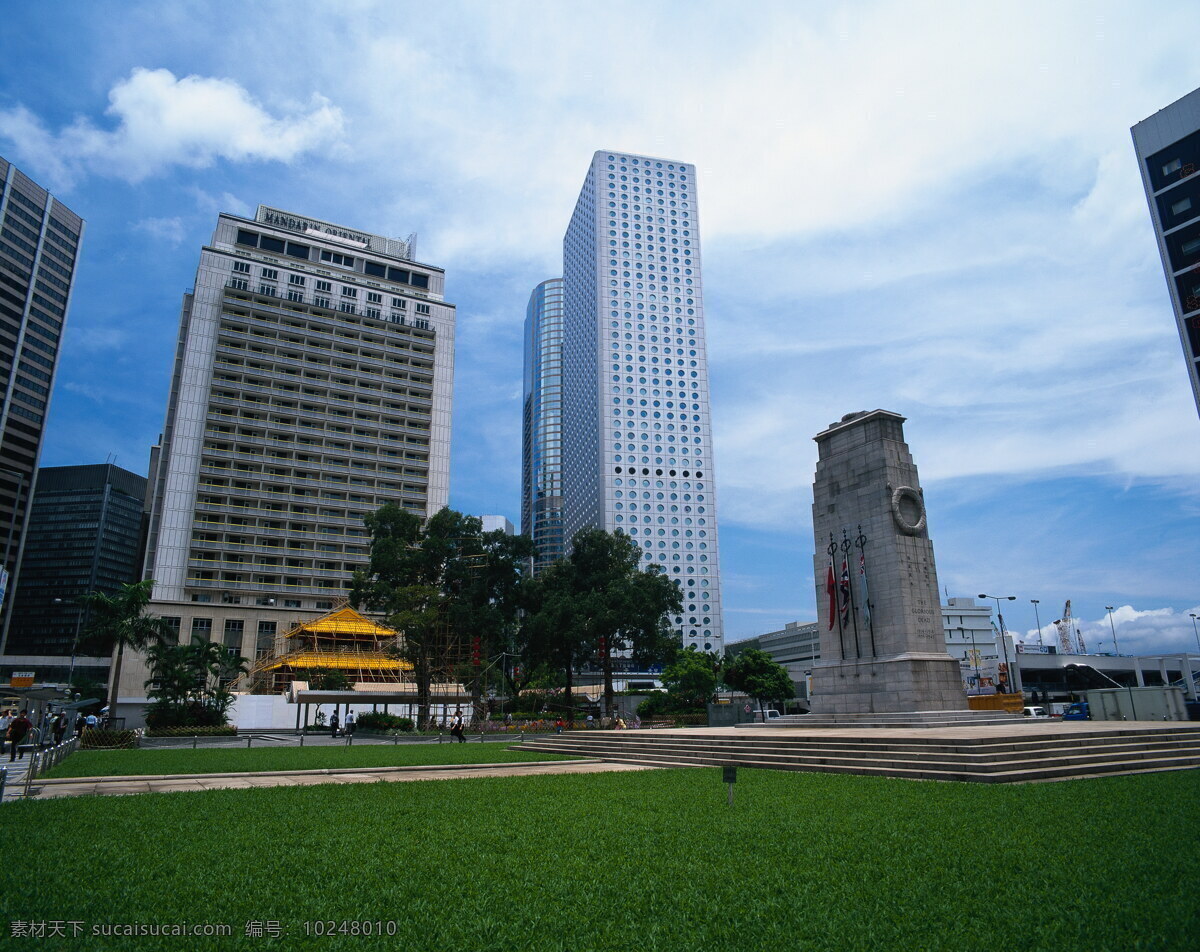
[2,768,1197,951]
[38,743,578,778]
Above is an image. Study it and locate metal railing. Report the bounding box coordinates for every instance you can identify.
[5,735,81,801]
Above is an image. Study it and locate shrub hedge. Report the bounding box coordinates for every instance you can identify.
[143,725,237,738]
[78,728,138,750]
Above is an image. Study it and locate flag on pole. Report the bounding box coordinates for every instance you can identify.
[826,559,837,630]
[859,553,871,626]
[839,559,851,629]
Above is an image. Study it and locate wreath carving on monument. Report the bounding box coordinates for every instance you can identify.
[889,485,926,535]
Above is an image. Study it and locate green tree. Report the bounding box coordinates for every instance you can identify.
[349,505,533,726]
[722,648,795,718]
[308,668,350,691]
[661,648,718,710]
[80,579,173,722]
[144,637,249,728]
[524,528,682,717]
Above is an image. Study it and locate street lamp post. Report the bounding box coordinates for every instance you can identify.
[53,597,85,691]
[1031,599,1043,647]
[980,594,1017,694]
[959,626,980,687]
[1104,606,1120,656]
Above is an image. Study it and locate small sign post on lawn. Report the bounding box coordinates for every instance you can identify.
[723,764,737,806]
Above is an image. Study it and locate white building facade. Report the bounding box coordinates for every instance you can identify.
[116,206,454,720]
[562,151,723,652]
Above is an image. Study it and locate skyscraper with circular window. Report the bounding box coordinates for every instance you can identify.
[562,151,723,652]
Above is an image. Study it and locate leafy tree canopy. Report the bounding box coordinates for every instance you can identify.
[661,648,718,710]
[722,648,795,713]
[524,527,682,713]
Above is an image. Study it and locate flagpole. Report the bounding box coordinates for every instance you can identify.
[841,528,862,658]
[827,534,847,660]
[855,525,877,657]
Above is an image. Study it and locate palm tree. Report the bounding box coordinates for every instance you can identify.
[81,579,173,724]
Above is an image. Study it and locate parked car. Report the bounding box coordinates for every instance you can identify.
[1022,706,1049,718]
[1062,702,1090,720]
[752,709,782,722]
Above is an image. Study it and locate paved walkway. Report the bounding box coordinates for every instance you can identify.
[24,758,653,800]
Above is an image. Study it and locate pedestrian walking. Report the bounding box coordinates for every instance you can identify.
[7,710,32,761]
[0,710,11,755]
[84,712,98,730]
[450,709,466,743]
[330,710,340,738]
[555,717,565,734]
[53,713,67,746]
[74,714,84,737]
[345,710,356,736]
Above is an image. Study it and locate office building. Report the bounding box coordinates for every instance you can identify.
[481,515,515,536]
[562,151,724,651]
[4,464,145,676]
[0,157,84,652]
[118,205,455,716]
[521,278,565,572]
[1132,88,1200,419]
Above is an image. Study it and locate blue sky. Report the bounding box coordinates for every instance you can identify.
[3,1,1200,653]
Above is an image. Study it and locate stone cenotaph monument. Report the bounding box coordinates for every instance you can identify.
[809,410,967,715]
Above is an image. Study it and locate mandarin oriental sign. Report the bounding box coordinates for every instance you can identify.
[257,207,370,247]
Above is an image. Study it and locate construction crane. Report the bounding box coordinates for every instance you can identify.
[1055,600,1075,654]
[1054,600,1088,654]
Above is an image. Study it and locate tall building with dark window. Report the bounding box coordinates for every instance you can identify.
[116,205,455,720]
[521,278,565,572]
[0,157,84,653]
[5,464,146,674]
[561,151,724,652]
[1133,88,1200,419]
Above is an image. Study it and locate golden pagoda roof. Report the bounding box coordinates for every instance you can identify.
[261,651,413,673]
[284,606,398,639]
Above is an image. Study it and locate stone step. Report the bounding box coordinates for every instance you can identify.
[520,730,1200,759]
[521,738,1200,770]
[515,725,1200,783]
[542,729,1200,749]
[747,712,1027,729]
[519,742,1200,782]
[522,739,1200,765]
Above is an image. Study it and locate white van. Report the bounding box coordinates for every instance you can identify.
[1023,706,1049,718]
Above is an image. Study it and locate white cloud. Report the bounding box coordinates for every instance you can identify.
[1018,605,1200,657]
[133,216,185,244]
[190,188,253,218]
[0,67,344,187]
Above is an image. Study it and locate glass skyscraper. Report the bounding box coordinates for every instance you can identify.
[0,157,84,654]
[6,464,146,668]
[1133,88,1200,420]
[522,278,565,573]
[561,151,723,652]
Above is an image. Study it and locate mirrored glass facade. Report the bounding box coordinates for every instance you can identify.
[522,278,565,573]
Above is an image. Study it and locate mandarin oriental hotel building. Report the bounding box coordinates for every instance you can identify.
[563,151,723,652]
[116,206,454,718]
